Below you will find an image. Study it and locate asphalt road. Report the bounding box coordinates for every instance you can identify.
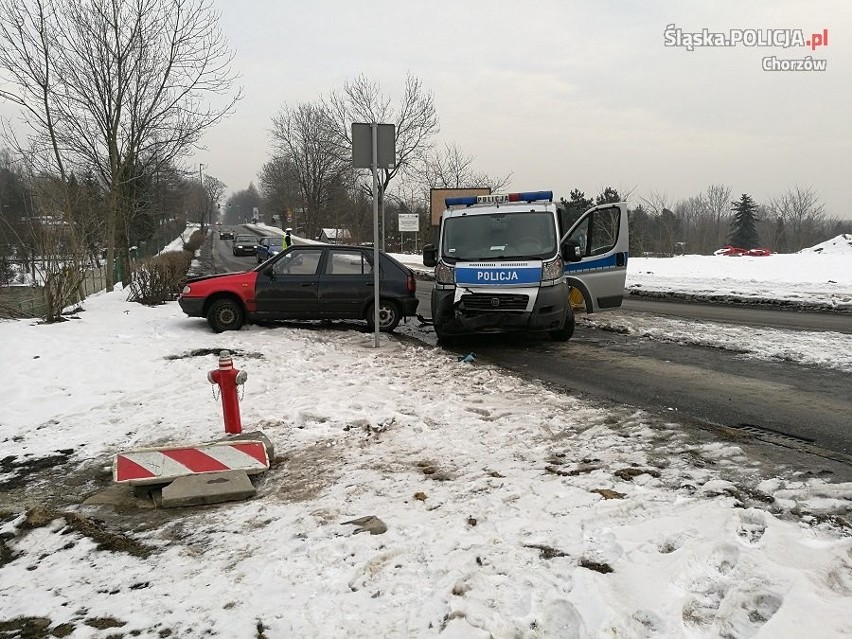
[414,280,852,471]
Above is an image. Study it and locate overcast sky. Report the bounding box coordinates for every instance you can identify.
[3,1,850,217]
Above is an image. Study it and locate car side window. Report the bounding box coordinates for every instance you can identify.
[272,250,321,275]
[587,207,619,256]
[326,250,371,275]
[568,207,619,257]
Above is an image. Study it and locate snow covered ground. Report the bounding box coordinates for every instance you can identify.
[0,232,850,638]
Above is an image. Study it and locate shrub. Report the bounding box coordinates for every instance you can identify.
[127,251,192,305]
[183,230,206,253]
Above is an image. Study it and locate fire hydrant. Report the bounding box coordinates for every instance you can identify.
[208,350,247,434]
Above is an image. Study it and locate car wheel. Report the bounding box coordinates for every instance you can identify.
[549,307,575,342]
[207,298,245,333]
[366,300,401,332]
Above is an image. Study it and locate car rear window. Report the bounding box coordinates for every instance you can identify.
[326,250,372,275]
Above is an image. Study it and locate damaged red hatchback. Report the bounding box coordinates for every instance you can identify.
[178,244,418,333]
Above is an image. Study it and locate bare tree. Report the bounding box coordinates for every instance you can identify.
[705,184,733,248]
[201,174,226,229]
[258,155,302,227]
[638,191,671,217]
[324,74,439,244]
[421,143,511,192]
[767,186,826,252]
[0,0,240,288]
[269,102,347,236]
[639,191,679,255]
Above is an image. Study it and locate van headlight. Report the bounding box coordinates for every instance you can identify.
[434,262,455,285]
[541,257,564,285]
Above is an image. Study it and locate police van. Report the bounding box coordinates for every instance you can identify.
[422,190,629,342]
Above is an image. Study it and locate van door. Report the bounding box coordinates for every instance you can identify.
[561,202,629,313]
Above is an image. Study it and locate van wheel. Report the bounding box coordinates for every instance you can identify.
[208,299,244,332]
[366,300,401,332]
[549,307,575,342]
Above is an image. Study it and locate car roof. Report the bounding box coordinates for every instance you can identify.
[286,244,409,266]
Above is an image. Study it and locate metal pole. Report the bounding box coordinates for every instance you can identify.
[199,164,206,229]
[371,124,380,348]
[380,182,385,252]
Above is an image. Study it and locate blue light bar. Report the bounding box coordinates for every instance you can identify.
[445,195,479,207]
[507,190,553,203]
[446,191,554,208]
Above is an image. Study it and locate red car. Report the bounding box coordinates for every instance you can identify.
[178,244,418,333]
[714,246,772,257]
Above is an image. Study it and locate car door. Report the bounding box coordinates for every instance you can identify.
[561,202,629,313]
[253,247,323,319]
[317,248,376,318]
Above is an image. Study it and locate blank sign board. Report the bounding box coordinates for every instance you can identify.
[352,123,396,169]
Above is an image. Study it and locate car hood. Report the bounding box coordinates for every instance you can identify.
[186,271,251,284]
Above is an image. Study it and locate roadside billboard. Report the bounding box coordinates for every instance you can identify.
[429,187,491,227]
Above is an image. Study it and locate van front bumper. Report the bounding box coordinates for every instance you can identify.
[431,283,569,336]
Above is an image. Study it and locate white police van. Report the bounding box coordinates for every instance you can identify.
[422,190,629,342]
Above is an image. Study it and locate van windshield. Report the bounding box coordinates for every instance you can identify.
[442,211,557,262]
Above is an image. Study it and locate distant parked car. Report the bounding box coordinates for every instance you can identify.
[232,234,257,256]
[219,230,234,241]
[714,245,772,257]
[178,244,418,333]
[256,236,285,263]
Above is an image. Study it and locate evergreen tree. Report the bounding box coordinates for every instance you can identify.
[595,186,621,205]
[729,194,760,248]
[559,189,594,227]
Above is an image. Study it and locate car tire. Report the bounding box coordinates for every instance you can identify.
[207,298,245,333]
[366,300,401,332]
[549,307,575,342]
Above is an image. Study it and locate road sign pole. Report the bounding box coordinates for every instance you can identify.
[352,121,395,348]
[372,124,380,348]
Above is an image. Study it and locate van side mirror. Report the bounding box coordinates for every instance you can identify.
[422,244,437,268]
[562,239,582,263]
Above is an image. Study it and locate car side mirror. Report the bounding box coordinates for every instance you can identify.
[562,239,582,263]
[422,244,437,268]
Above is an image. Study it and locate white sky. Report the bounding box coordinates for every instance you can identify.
[0,231,850,636]
[187,0,851,215]
[1,1,850,218]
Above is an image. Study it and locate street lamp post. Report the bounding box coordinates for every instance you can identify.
[199,163,206,230]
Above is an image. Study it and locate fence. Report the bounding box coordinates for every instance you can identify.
[0,263,110,319]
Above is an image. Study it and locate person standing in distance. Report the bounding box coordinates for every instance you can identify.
[284,228,293,248]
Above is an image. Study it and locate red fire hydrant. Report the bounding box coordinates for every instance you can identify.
[208,350,248,434]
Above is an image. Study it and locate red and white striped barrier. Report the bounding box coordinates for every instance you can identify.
[113,441,269,485]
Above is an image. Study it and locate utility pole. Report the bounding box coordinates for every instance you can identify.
[199,163,206,231]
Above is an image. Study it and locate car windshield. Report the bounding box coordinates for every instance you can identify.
[442,211,557,262]
[267,238,284,248]
[235,235,254,243]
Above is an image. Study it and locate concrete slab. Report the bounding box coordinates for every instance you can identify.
[160,470,255,508]
[82,483,156,510]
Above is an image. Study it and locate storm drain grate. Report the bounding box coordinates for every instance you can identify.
[732,423,816,448]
